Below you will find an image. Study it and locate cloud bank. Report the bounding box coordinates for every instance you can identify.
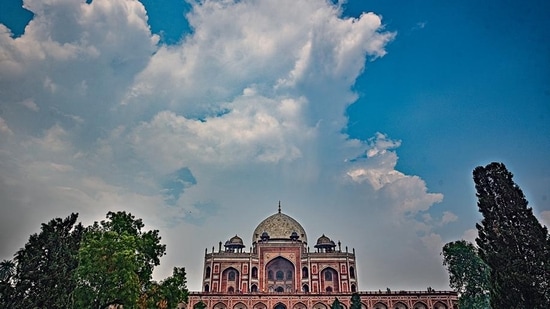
[0,0,454,290]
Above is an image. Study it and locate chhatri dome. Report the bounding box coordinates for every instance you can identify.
[252,202,307,244]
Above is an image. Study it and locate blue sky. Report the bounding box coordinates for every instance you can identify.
[1,0,549,291]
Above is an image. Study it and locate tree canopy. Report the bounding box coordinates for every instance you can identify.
[11,213,83,308]
[473,162,550,308]
[442,240,490,309]
[0,211,187,309]
[74,211,167,309]
[330,297,343,309]
[350,292,362,309]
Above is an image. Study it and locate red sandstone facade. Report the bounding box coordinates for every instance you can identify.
[186,207,457,309]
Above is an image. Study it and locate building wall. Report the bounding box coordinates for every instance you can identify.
[202,242,358,294]
[187,291,457,309]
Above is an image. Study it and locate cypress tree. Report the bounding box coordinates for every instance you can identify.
[350,293,362,309]
[330,298,342,309]
[473,162,550,308]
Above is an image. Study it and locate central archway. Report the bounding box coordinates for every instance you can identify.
[265,257,295,292]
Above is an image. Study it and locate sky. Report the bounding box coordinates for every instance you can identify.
[1,0,549,292]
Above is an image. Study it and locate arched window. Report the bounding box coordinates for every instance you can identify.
[251,284,258,292]
[326,286,333,292]
[205,266,211,278]
[349,266,355,279]
[302,284,309,293]
[268,270,273,280]
[228,270,236,281]
[276,286,284,292]
[286,271,292,280]
[276,270,284,280]
[351,284,356,292]
[228,286,234,293]
[325,270,332,281]
[252,267,258,279]
[204,284,210,292]
[302,267,309,278]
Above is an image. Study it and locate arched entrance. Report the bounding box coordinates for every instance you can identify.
[274,303,287,309]
[265,257,295,292]
[320,267,339,292]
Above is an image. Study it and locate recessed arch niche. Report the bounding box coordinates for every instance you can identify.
[265,257,295,292]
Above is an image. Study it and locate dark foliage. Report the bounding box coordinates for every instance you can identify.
[350,292,362,309]
[10,213,83,308]
[474,162,550,308]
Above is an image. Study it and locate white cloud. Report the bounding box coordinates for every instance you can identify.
[0,0,453,291]
[0,117,13,135]
[441,211,458,225]
[20,99,40,112]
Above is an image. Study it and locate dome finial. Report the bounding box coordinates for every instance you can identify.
[278,201,281,213]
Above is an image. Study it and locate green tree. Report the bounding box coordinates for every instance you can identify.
[442,240,490,309]
[474,162,550,308]
[193,300,207,309]
[141,267,188,309]
[0,260,15,282]
[0,259,16,307]
[350,292,362,309]
[11,213,83,308]
[74,211,166,309]
[331,297,342,309]
[159,267,189,309]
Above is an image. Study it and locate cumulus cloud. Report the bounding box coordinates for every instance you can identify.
[0,0,451,290]
[441,211,458,225]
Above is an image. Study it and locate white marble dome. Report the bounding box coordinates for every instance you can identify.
[252,209,307,244]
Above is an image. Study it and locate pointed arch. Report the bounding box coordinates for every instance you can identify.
[349,266,355,279]
[302,266,309,278]
[214,302,228,309]
[253,302,267,309]
[320,267,339,292]
[433,302,447,309]
[233,302,248,309]
[274,303,287,309]
[293,302,307,309]
[373,302,388,309]
[222,267,240,293]
[393,302,407,309]
[313,303,328,309]
[265,257,295,292]
[412,302,427,309]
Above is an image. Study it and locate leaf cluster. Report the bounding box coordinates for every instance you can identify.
[1,211,187,309]
[474,162,550,308]
[442,240,490,309]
